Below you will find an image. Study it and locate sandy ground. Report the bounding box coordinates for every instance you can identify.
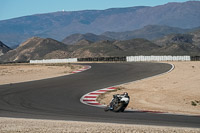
[99,62,200,115]
[0,117,199,133]
[0,63,82,85]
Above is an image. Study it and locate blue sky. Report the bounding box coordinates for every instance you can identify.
[0,0,195,20]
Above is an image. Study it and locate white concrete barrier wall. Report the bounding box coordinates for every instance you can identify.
[30,56,191,63]
[30,58,78,63]
[126,56,191,62]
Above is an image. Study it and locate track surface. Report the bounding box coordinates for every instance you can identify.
[0,63,199,128]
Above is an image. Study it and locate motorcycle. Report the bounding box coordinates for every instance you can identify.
[104,93,130,112]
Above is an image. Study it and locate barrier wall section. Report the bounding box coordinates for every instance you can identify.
[126,56,191,62]
[30,58,77,63]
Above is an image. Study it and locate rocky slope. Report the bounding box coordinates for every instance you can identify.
[62,33,113,45]
[102,25,191,41]
[67,39,161,57]
[154,29,200,47]
[0,41,11,56]
[152,29,200,56]
[190,29,200,48]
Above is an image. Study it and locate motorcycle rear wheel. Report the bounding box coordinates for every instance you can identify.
[113,102,123,112]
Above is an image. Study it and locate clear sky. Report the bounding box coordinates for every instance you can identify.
[0,0,196,21]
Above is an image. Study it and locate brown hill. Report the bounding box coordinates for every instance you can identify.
[74,39,92,46]
[0,37,160,62]
[67,39,161,58]
[154,29,200,47]
[153,29,200,55]
[156,43,200,56]
[102,25,190,41]
[0,37,69,62]
[1,35,200,62]
[62,33,114,45]
[113,39,161,56]
[190,29,200,48]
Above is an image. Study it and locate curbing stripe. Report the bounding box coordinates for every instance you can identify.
[107,87,117,89]
[83,100,96,102]
[80,87,117,107]
[84,96,97,98]
[71,65,91,74]
[89,93,102,95]
[86,94,99,96]
[96,90,110,92]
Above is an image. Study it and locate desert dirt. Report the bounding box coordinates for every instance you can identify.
[0,117,199,133]
[98,61,200,115]
[0,63,82,85]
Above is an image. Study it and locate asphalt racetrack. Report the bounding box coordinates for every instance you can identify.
[0,62,199,128]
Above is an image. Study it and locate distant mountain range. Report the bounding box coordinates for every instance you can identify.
[0,1,200,47]
[1,28,200,62]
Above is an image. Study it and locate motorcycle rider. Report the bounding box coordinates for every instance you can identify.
[108,92,130,110]
[123,92,129,99]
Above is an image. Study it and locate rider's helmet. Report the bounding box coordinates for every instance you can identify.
[123,92,128,97]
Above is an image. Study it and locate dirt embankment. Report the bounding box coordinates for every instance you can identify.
[99,62,200,115]
[0,63,82,85]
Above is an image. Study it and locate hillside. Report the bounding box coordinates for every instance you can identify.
[62,33,113,45]
[155,43,200,56]
[102,25,190,40]
[154,29,200,47]
[152,29,200,56]
[0,37,69,62]
[62,25,192,44]
[1,33,200,62]
[190,29,200,48]
[0,1,200,47]
[67,39,160,57]
[0,38,161,62]
[0,41,11,56]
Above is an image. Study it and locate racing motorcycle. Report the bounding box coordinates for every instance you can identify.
[104,92,130,112]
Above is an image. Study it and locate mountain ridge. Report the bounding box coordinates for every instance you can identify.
[153,29,200,48]
[0,1,200,47]
[62,33,114,45]
[102,25,192,41]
